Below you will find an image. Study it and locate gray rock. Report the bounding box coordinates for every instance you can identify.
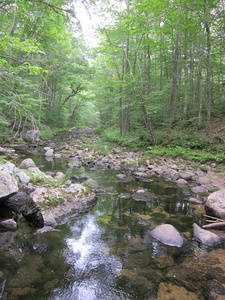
[15,170,30,184]
[54,172,65,180]
[31,184,97,226]
[191,186,207,194]
[179,172,194,181]
[0,219,17,231]
[5,192,44,228]
[150,224,184,247]
[22,129,39,142]
[116,174,132,182]
[132,189,157,201]
[205,189,225,219]
[193,223,221,246]
[19,158,36,169]
[19,158,43,175]
[0,161,16,173]
[197,176,211,185]
[176,178,188,185]
[0,231,17,249]
[188,197,203,204]
[83,179,100,189]
[163,169,179,180]
[44,149,54,157]
[0,164,19,198]
[67,160,82,169]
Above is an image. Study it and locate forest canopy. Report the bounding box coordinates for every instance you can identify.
[0,0,225,148]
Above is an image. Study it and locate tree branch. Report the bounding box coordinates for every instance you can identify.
[61,84,83,107]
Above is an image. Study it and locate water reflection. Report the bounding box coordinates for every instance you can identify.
[51,215,124,300]
[3,158,208,299]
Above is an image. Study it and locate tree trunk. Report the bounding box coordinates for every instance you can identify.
[168,29,179,141]
[205,21,211,137]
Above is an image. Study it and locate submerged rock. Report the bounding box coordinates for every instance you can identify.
[116,174,133,182]
[193,223,221,246]
[132,189,157,202]
[166,265,203,292]
[203,279,225,299]
[150,224,184,247]
[157,282,199,300]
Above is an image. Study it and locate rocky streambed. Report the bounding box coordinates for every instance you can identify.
[1,128,225,299]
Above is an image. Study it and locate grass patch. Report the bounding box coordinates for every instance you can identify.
[102,128,150,149]
[40,130,54,139]
[27,172,47,184]
[41,196,65,209]
[145,145,225,163]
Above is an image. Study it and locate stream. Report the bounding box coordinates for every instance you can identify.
[0,153,224,299]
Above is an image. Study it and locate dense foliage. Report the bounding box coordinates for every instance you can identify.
[0,0,96,140]
[0,0,225,157]
[94,0,225,145]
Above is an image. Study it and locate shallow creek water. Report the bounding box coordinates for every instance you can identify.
[1,155,223,299]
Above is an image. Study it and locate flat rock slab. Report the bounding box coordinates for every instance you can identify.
[188,197,203,204]
[191,186,207,194]
[205,189,225,219]
[193,223,221,246]
[150,224,184,247]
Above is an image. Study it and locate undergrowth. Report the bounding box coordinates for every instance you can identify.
[102,127,225,163]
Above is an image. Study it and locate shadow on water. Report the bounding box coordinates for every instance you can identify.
[1,155,223,299]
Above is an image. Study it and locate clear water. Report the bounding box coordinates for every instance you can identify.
[0,157,210,299]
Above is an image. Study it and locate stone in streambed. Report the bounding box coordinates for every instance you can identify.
[193,223,221,246]
[150,224,184,247]
[132,189,157,202]
[179,172,194,181]
[188,197,203,204]
[0,219,17,231]
[176,178,188,186]
[205,189,225,219]
[157,282,199,300]
[191,186,207,194]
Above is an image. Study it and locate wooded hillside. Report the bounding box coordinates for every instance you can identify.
[0,0,225,153]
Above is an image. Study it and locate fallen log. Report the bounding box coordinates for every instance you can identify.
[202,222,225,229]
[203,214,225,222]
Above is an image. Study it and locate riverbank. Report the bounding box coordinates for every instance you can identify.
[37,128,225,192]
[1,127,225,216]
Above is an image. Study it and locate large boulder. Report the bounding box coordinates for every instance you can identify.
[150,224,184,247]
[193,223,221,246]
[205,189,225,219]
[31,184,97,226]
[22,129,39,142]
[5,192,44,228]
[0,161,44,229]
[0,162,19,199]
[19,158,43,175]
